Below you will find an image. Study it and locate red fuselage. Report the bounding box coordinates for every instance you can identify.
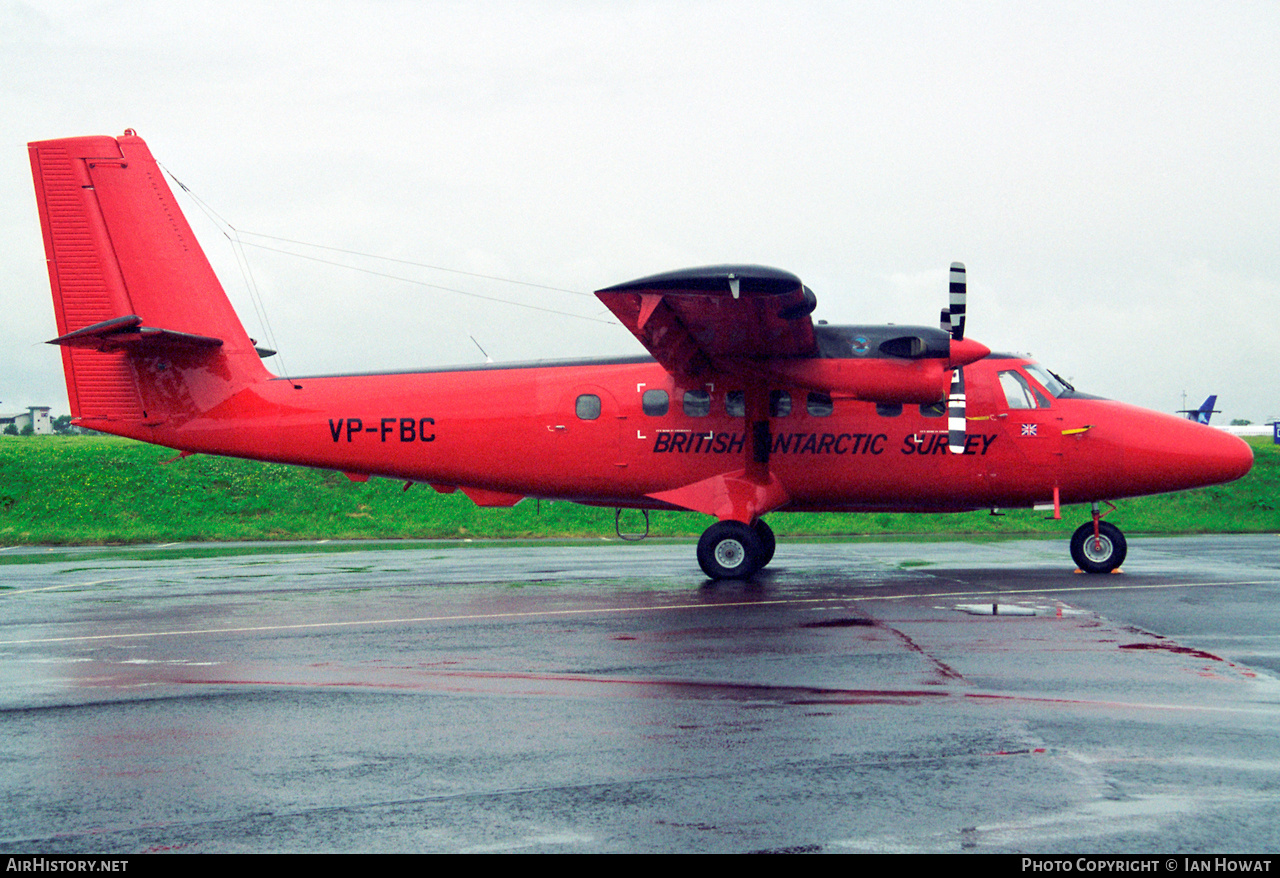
[86,350,1253,515]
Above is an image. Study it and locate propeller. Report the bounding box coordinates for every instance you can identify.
[945,262,967,454]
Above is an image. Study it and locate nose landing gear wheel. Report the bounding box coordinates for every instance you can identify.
[697,521,764,580]
[1070,521,1127,573]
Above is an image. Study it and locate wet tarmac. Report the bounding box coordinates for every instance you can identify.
[2,535,1279,853]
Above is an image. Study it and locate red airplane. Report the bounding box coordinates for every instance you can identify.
[28,132,1254,579]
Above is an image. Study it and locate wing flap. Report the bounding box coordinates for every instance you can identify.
[596,265,818,377]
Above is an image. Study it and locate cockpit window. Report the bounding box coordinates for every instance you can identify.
[998,370,1038,409]
[1023,364,1068,398]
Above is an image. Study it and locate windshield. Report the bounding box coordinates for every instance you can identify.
[1023,363,1069,397]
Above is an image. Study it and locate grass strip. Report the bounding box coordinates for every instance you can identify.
[1,435,1275,546]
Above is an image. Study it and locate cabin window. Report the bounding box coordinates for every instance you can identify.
[919,401,945,418]
[576,394,601,420]
[642,389,669,416]
[807,392,833,417]
[998,370,1037,409]
[720,391,800,417]
[876,403,902,417]
[770,391,792,417]
[726,391,745,417]
[683,390,710,417]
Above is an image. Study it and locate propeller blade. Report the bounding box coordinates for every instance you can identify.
[948,262,966,341]
[948,367,966,453]
[947,263,969,452]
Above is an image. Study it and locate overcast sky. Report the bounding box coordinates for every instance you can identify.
[3,1,1278,424]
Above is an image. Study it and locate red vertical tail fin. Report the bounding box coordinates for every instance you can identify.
[28,131,270,432]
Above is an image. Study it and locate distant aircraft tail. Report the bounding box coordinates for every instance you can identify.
[1178,395,1219,425]
[28,131,270,434]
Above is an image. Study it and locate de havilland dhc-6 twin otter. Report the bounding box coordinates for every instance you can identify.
[27,132,1254,579]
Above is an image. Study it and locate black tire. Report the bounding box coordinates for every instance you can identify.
[697,521,763,580]
[753,519,776,568]
[1070,521,1127,574]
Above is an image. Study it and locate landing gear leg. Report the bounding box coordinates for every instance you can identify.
[1070,502,1127,574]
[697,521,764,580]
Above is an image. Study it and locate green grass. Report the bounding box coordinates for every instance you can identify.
[0,435,1276,546]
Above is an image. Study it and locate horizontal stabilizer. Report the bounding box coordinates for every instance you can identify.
[48,314,224,352]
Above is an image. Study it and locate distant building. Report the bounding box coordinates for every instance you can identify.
[0,406,53,435]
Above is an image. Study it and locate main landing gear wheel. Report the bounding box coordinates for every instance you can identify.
[1070,521,1127,574]
[697,521,763,580]
[753,519,776,568]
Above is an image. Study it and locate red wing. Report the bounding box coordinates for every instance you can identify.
[596,265,818,378]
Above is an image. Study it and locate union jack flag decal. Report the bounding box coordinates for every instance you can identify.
[1021,423,1038,436]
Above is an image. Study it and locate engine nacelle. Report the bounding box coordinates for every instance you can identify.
[767,357,952,403]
